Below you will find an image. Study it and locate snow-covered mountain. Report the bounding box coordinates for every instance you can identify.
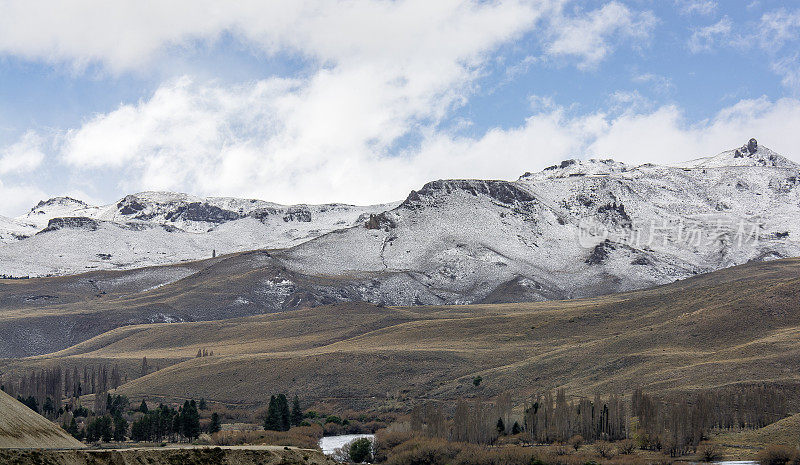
[0,192,397,276]
[277,138,800,303]
[0,139,798,308]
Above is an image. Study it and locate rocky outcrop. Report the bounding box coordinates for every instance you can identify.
[364,212,396,230]
[31,197,88,212]
[401,179,535,209]
[164,202,241,224]
[38,217,99,234]
[748,138,758,154]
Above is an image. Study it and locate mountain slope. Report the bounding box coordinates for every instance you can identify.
[0,192,396,276]
[1,140,799,357]
[3,257,799,411]
[0,389,85,449]
[280,139,800,302]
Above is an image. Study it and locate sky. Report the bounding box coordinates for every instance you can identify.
[1,0,800,216]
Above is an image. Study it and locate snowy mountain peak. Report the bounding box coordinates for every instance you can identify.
[30,196,88,213]
[678,139,799,169]
[521,158,631,181]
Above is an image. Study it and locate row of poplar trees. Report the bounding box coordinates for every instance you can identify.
[409,385,788,450]
[632,385,788,456]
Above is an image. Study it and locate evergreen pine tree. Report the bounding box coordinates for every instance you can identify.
[277,394,291,431]
[496,418,506,435]
[209,412,221,434]
[113,415,128,441]
[180,400,201,440]
[43,397,54,417]
[264,395,281,431]
[139,399,148,413]
[290,395,303,426]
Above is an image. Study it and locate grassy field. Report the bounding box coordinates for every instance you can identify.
[1,257,799,412]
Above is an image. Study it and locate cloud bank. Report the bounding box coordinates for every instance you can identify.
[0,1,799,216]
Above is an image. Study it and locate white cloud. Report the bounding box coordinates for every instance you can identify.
[0,131,45,174]
[688,16,732,53]
[772,55,800,95]
[675,0,717,16]
[544,1,656,70]
[51,0,661,206]
[0,180,47,218]
[757,9,800,50]
[0,0,544,73]
[59,71,800,207]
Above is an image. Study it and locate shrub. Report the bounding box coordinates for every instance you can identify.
[374,430,414,462]
[758,446,799,465]
[618,439,636,455]
[698,443,722,462]
[210,424,322,448]
[384,437,463,465]
[350,437,374,463]
[594,441,615,458]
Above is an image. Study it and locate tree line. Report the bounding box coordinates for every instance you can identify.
[407,384,790,456]
[130,400,202,442]
[2,364,126,417]
[632,385,788,456]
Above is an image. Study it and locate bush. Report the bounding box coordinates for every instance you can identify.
[594,441,615,458]
[758,446,799,465]
[211,424,322,448]
[384,437,463,465]
[618,439,636,455]
[349,437,374,463]
[374,430,414,462]
[698,443,722,462]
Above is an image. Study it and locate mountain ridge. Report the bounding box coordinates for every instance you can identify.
[1,140,800,357]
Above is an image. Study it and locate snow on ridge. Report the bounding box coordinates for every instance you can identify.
[0,191,399,276]
[279,139,800,304]
[2,139,798,286]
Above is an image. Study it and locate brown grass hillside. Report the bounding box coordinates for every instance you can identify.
[0,389,84,449]
[2,258,800,411]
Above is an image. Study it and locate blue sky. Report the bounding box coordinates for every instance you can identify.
[1,0,800,216]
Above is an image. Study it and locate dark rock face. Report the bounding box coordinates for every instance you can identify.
[38,217,99,234]
[249,207,312,223]
[117,195,147,215]
[597,201,632,225]
[586,239,615,265]
[282,208,312,223]
[402,180,536,209]
[165,202,241,224]
[365,212,395,230]
[748,138,758,154]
